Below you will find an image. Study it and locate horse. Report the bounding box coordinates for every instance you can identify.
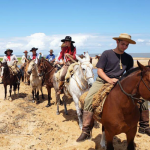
[27,59,44,104]
[53,52,94,129]
[95,55,101,60]
[0,61,20,100]
[22,60,31,85]
[79,53,93,64]
[37,57,56,107]
[91,61,150,150]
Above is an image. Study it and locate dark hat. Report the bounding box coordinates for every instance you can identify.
[30,47,38,52]
[61,36,75,43]
[4,49,13,54]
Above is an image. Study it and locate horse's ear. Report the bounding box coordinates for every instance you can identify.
[137,61,147,72]
[76,54,83,63]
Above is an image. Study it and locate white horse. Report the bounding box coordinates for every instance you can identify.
[27,60,44,104]
[53,52,94,129]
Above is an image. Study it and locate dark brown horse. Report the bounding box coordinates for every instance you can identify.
[37,58,56,107]
[0,61,21,100]
[95,55,100,60]
[94,61,150,150]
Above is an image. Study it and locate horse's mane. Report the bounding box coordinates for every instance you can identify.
[119,66,150,81]
[38,58,53,67]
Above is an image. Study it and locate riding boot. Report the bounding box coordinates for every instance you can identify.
[139,109,150,136]
[76,111,94,142]
[57,81,64,94]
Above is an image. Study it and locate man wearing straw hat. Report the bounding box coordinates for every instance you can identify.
[46,49,55,64]
[21,50,30,65]
[76,33,143,142]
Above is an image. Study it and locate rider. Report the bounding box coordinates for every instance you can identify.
[30,47,43,64]
[76,33,136,142]
[21,50,30,66]
[46,49,55,65]
[56,36,76,94]
[0,49,20,84]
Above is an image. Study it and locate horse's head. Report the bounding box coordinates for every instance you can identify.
[0,62,8,77]
[137,61,150,100]
[76,53,94,88]
[27,60,36,75]
[37,57,46,77]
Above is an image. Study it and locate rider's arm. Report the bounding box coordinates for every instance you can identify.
[97,68,118,84]
[2,56,7,63]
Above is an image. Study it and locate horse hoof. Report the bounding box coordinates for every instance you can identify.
[9,97,12,101]
[36,101,40,104]
[45,104,51,107]
[56,112,60,115]
[32,100,35,103]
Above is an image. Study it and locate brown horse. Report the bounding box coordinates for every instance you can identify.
[0,61,21,100]
[95,55,100,60]
[24,60,31,85]
[93,61,150,150]
[37,58,56,107]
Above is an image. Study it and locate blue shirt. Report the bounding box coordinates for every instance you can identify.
[46,54,55,61]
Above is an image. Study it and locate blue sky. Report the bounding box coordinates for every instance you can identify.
[0,0,150,55]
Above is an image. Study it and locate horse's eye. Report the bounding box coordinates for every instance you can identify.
[82,68,85,71]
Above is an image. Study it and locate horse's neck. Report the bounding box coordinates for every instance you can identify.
[32,67,38,76]
[44,61,53,72]
[120,71,141,95]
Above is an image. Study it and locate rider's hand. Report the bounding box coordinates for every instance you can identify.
[65,53,70,56]
[108,78,118,85]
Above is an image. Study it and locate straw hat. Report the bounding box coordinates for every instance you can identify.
[30,47,38,52]
[23,50,28,53]
[4,49,13,54]
[49,49,53,53]
[61,36,75,43]
[113,33,136,44]
[60,43,66,48]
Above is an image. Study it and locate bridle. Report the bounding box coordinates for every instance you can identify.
[72,62,94,91]
[118,71,150,104]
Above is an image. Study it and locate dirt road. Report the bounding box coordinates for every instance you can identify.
[0,83,149,150]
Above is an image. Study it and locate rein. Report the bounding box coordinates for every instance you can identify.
[117,71,148,104]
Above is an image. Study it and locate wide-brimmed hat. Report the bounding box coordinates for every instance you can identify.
[30,47,38,52]
[61,36,75,43]
[49,49,53,53]
[23,50,28,53]
[4,49,13,54]
[113,33,136,44]
[60,43,66,48]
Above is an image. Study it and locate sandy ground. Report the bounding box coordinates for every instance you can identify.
[0,81,150,150]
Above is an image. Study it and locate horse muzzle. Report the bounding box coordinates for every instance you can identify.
[27,71,31,75]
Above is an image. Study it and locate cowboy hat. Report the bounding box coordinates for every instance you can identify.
[23,50,28,53]
[61,36,75,43]
[49,49,53,53]
[113,33,136,44]
[4,49,13,54]
[60,43,66,48]
[30,47,38,52]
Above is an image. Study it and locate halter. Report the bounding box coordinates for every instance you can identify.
[118,71,149,104]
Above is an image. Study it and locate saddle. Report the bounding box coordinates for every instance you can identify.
[80,83,114,121]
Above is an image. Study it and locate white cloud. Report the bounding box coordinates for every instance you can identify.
[0,33,150,55]
[137,39,145,42]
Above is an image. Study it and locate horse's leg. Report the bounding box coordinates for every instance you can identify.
[126,126,137,150]
[46,87,51,107]
[36,90,40,104]
[100,125,106,148]
[41,87,45,99]
[62,95,68,115]
[32,89,35,103]
[72,95,83,129]
[105,129,114,150]
[17,82,20,96]
[4,85,7,100]
[9,85,12,101]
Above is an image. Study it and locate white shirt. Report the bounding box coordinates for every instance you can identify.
[2,54,18,66]
[21,55,30,64]
[30,53,43,64]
